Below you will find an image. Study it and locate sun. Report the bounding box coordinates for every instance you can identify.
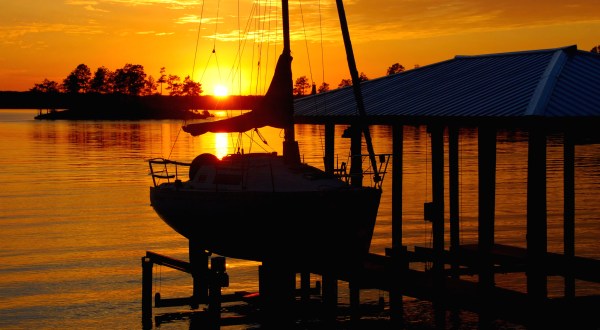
[213,84,228,97]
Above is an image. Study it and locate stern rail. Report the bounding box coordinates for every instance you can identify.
[148,158,191,186]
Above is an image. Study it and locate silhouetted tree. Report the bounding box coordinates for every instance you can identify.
[591,45,600,53]
[90,66,114,94]
[30,79,61,93]
[386,63,405,75]
[142,75,158,96]
[113,64,147,96]
[157,67,167,95]
[338,78,352,88]
[167,74,182,96]
[317,82,330,93]
[293,76,311,96]
[338,72,368,89]
[181,75,202,96]
[63,64,91,94]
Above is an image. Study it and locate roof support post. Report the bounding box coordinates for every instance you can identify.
[526,125,548,300]
[477,124,497,327]
[563,128,575,298]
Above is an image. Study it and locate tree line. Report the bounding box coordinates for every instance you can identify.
[292,62,412,96]
[33,61,410,97]
[30,64,201,97]
[28,44,600,97]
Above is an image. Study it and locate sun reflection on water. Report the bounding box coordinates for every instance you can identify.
[215,133,228,159]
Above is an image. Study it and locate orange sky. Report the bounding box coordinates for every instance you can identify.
[1,0,599,94]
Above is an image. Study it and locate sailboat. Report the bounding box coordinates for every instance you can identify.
[148,0,383,271]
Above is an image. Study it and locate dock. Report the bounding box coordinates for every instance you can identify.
[140,123,600,328]
[141,243,600,328]
[141,46,600,328]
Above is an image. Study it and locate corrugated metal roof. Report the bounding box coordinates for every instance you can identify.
[294,45,600,125]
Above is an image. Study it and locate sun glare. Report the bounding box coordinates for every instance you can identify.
[214,84,228,97]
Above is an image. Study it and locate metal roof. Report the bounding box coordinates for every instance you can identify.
[294,45,600,127]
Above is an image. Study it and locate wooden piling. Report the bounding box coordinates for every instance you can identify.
[141,256,153,326]
[478,125,497,327]
[563,130,575,298]
[258,262,295,327]
[322,273,338,325]
[527,126,548,302]
[189,240,209,307]
[390,124,404,326]
[324,123,335,174]
[429,124,446,329]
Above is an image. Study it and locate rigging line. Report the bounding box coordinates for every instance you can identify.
[249,2,259,95]
[316,0,326,158]
[167,124,183,160]
[237,0,241,97]
[263,0,275,94]
[226,2,254,97]
[258,1,267,94]
[211,0,223,84]
[244,129,274,153]
[318,0,325,88]
[298,0,314,85]
[191,0,206,79]
[258,0,271,94]
[213,0,221,51]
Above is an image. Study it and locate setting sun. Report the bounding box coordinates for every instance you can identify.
[214,85,229,97]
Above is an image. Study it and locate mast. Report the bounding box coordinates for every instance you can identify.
[281,0,300,164]
[335,0,381,184]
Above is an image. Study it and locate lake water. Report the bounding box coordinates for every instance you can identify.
[1,109,599,329]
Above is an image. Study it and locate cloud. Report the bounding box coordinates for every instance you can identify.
[65,0,108,11]
[88,0,201,8]
[136,30,175,36]
[176,14,219,25]
[0,23,103,40]
[84,5,110,12]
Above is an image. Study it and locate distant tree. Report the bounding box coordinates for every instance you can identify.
[166,74,182,96]
[90,66,114,94]
[181,75,203,96]
[338,72,368,89]
[293,76,311,96]
[386,63,405,75]
[317,82,330,93]
[113,64,147,96]
[142,75,158,96]
[30,79,61,93]
[157,67,167,95]
[591,45,600,53]
[63,64,92,94]
[337,78,352,88]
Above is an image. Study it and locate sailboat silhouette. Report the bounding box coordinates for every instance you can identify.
[148,0,382,272]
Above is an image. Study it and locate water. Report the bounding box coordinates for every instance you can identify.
[1,109,599,329]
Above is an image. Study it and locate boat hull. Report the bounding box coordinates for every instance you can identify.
[150,186,381,271]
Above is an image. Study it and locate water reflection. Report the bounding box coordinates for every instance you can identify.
[2,110,600,329]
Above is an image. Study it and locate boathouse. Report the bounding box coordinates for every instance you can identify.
[293,44,600,327]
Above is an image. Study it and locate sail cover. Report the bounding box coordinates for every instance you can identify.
[183,53,294,136]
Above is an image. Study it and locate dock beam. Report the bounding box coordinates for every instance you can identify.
[141,249,230,329]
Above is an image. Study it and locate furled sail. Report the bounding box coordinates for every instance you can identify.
[182,53,294,136]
